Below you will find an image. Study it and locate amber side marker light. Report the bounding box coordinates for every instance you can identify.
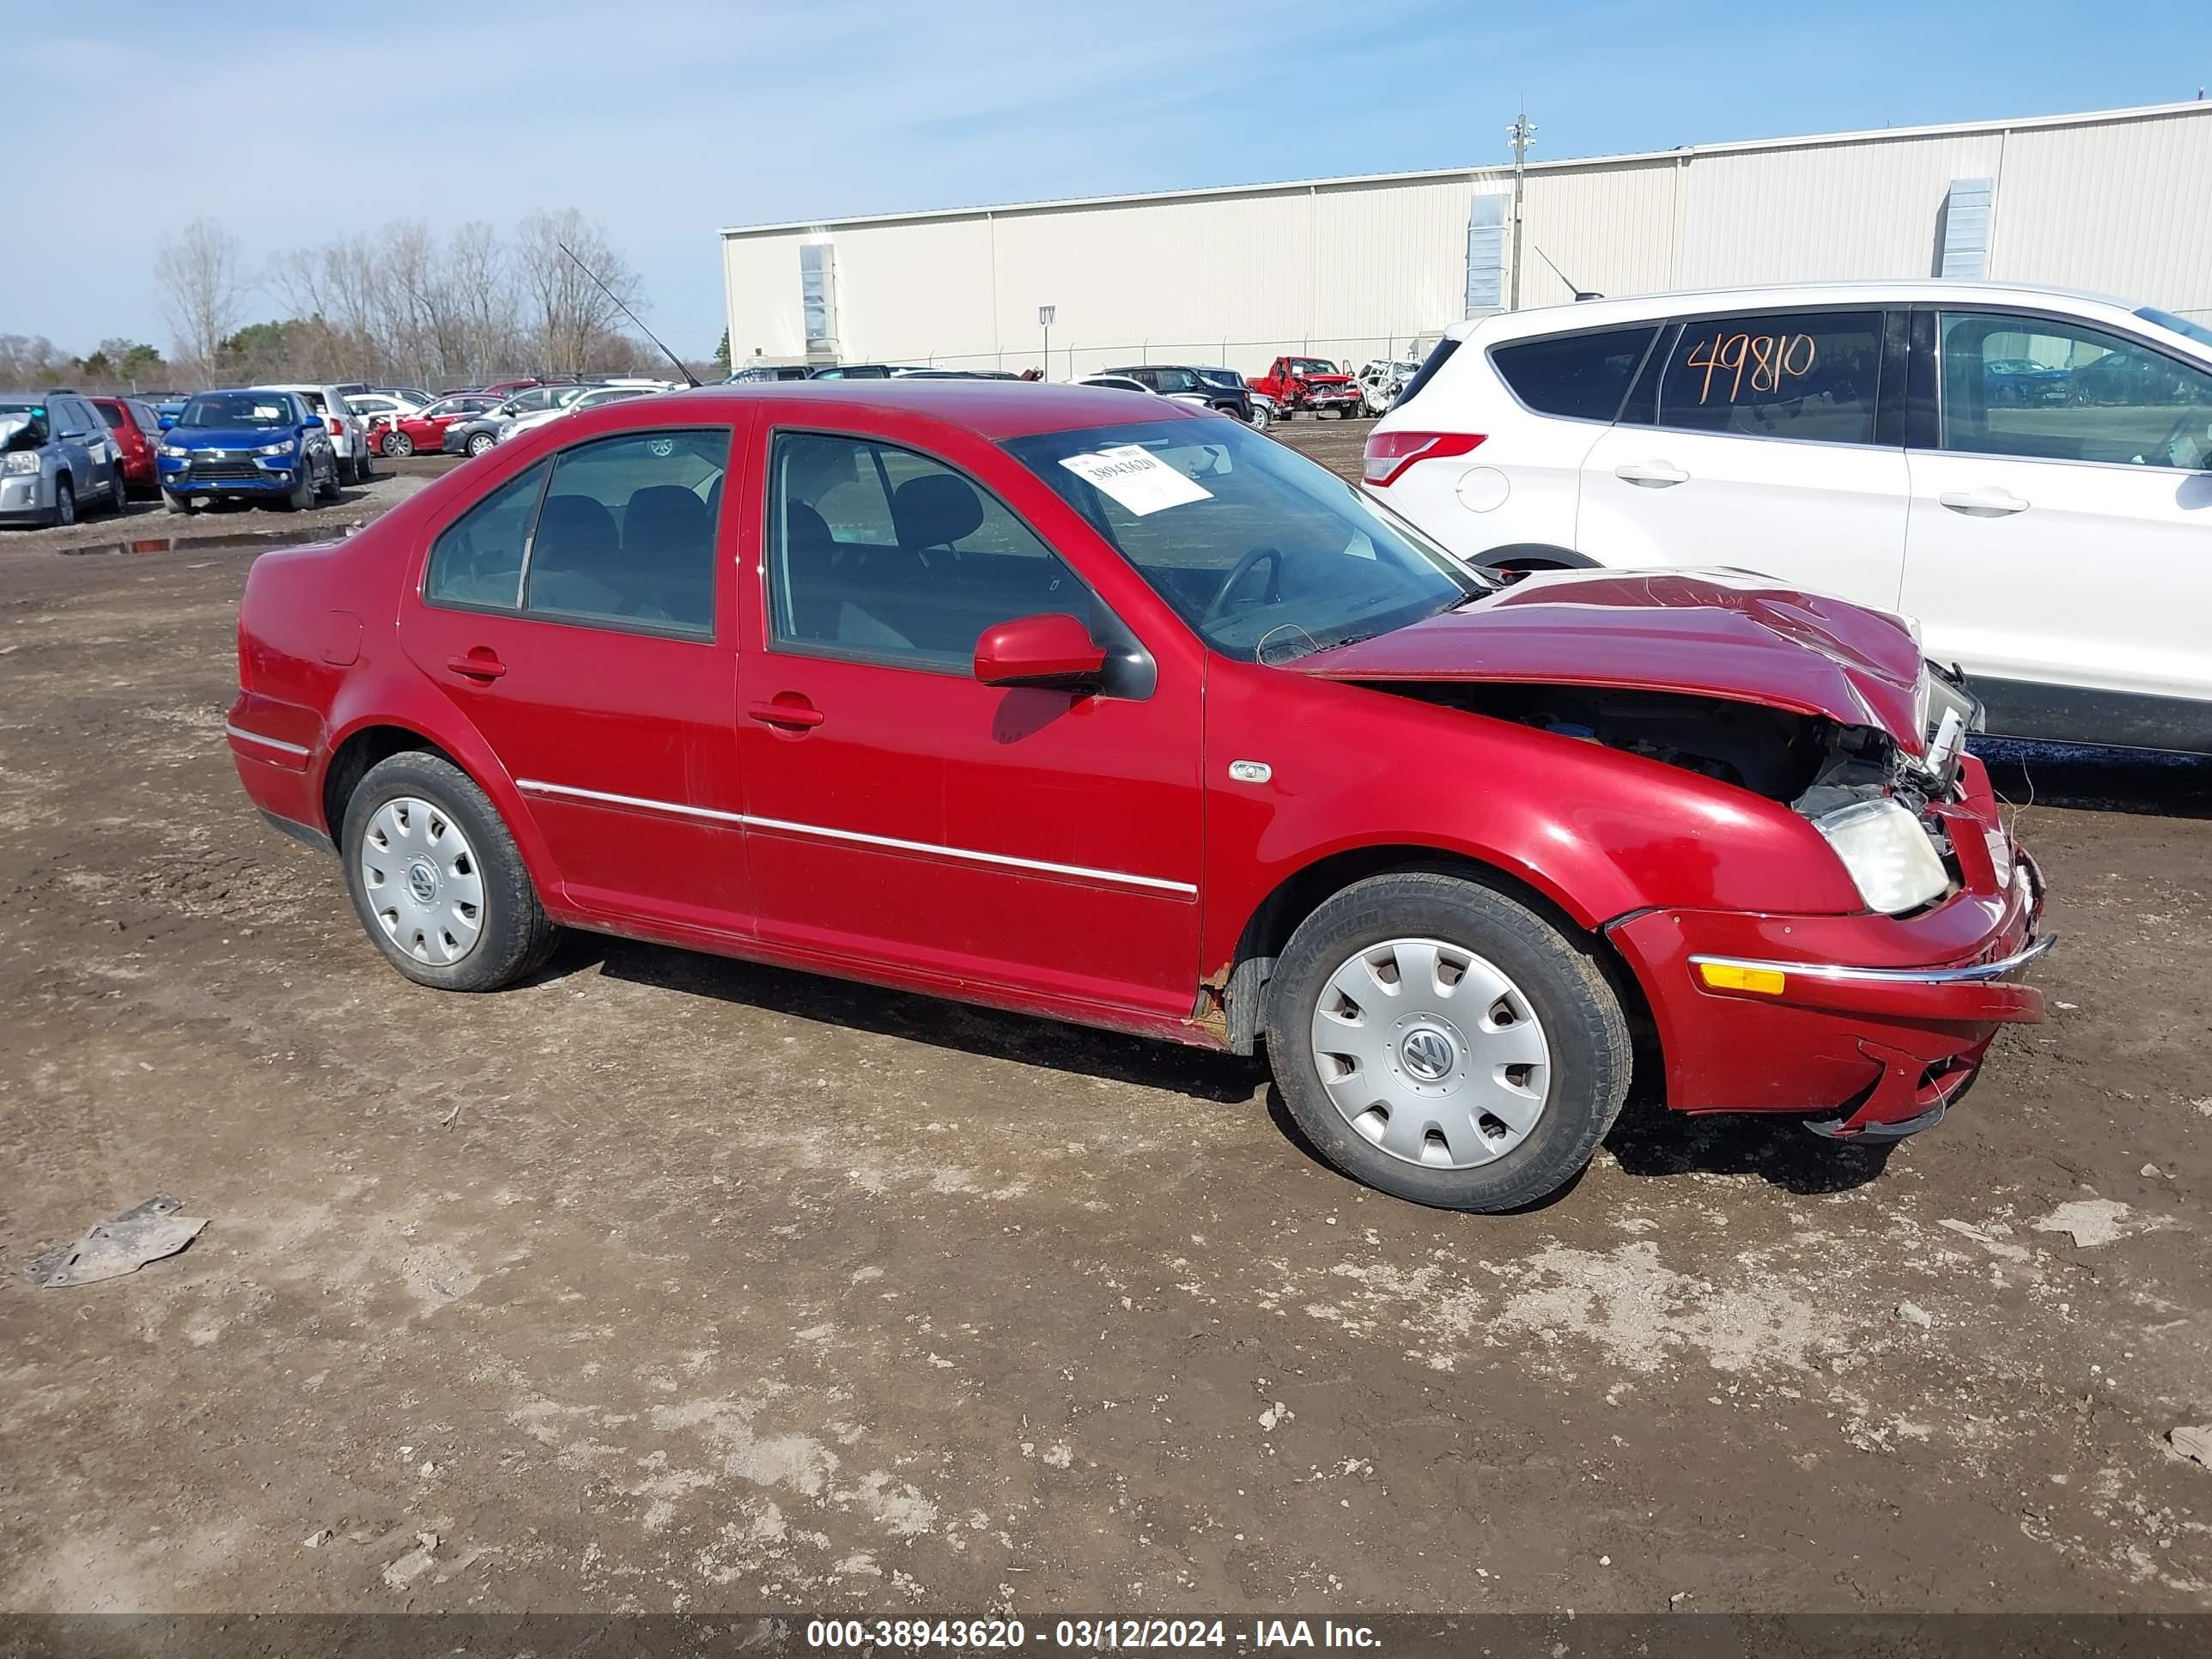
[1698,962,1787,995]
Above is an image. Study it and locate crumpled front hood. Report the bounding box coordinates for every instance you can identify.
[1291,567,1928,753]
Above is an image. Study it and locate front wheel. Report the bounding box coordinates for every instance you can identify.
[465,432,496,459]
[163,490,192,516]
[51,477,76,527]
[287,466,315,510]
[1263,872,1631,1212]
[386,430,415,459]
[340,751,560,992]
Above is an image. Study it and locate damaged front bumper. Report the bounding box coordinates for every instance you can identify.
[1607,762,2051,1140]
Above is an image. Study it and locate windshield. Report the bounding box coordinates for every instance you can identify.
[2136,306,2212,351]
[1004,417,1491,664]
[178,392,293,429]
[1286,359,1338,377]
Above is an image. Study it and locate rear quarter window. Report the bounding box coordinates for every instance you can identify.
[1390,337,1462,410]
[1489,325,1660,422]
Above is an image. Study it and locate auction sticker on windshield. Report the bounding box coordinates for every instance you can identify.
[1059,445,1212,516]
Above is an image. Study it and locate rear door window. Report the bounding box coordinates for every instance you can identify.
[426,460,551,611]
[96,402,128,429]
[1490,325,1659,422]
[520,430,726,635]
[1654,311,1883,444]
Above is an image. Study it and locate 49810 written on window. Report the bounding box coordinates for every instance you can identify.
[1655,311,1882,445]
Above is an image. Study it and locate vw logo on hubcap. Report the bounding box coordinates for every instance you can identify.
[406,860,439,905]
[1398,1027,1455,1082]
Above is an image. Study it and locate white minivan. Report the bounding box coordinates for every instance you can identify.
[1365,281,2212,754]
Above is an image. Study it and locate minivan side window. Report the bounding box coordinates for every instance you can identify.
[1936,311,2212,471]
[1655,311,1882,444]
[1491,325,1658,422]
[426,460,550,611]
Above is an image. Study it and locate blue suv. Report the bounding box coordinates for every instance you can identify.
[158,390,338,514]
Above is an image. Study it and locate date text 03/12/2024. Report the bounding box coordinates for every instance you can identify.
[803,1618,1382,1650]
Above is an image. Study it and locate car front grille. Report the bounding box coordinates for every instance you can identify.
[185,459,267,483]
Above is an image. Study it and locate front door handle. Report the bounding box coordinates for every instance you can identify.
[1939,488,2029,516]
[445,651,507,682]
[1615,460,1689,487]
[748,697,825,730]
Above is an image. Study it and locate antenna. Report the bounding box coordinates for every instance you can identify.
[557,240,700,387]
[1533,244,1599,300]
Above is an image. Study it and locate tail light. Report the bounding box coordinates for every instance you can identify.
[329,416,345,437]
[1361,429,1484,487]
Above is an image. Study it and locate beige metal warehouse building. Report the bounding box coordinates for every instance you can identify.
[720,100,2212,381]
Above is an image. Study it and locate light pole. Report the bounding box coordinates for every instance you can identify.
[1039,304,1055,379]
[1506,108,1535,312]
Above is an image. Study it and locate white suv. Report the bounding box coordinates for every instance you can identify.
[1366,282,2212,755]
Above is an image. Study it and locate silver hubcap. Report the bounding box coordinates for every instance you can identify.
[360,795,485,966]
[1309,936,1551,1170]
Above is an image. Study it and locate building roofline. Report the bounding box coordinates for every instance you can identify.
[719,99,2212,240]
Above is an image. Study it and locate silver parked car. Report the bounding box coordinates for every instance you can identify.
[0,391,130,526]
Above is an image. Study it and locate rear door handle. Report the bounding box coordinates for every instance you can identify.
[1614,460,1689,487]
[1939,489,2029,516]
[445,652,507,681]
[748,698,825,729]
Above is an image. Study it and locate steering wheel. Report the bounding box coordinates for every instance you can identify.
[1202,544,1285,623]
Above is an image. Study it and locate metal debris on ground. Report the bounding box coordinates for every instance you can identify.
[24,1195,208,1288]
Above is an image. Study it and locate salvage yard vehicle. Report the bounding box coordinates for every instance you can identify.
[158,389,340,513]
[1365,280,2212,753]
[1102,365,1255,423]
[1356,358,1421,416]
[1074,374,1214,408]
[378,392,502,457]
[91,396,167,496]
[252,383,375,485]
[226,380,2050,1213]
[0,392,131,526]
[1253,355,1366,419]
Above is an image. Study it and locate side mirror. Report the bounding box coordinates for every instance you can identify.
[973,612,1107,691]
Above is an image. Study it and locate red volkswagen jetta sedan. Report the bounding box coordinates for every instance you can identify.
[226,382,2049,1212]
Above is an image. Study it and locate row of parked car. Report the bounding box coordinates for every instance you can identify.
[726,356,1424,429]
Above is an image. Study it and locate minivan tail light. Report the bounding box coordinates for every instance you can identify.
[1362,430,1484,487]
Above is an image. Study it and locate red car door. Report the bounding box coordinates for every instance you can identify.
[730,416,1206,1019]
[398,418,751,933]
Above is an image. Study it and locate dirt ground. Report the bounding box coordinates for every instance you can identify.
[1,419,2208,1618]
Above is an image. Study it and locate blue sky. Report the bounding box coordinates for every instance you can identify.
[11,0,2210,359]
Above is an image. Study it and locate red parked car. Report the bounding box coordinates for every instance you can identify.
[90,396,166,496]
[225,382,2049,1212]
[378,393,503,457]
[1250,356,1367,419]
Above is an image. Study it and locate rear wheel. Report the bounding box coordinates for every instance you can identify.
[1263,872,1631,1212]
[355,444,373,483]
[340,752,560,992]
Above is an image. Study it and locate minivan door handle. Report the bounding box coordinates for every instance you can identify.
[1614,460,1689,487]
[1938,488,2029,516]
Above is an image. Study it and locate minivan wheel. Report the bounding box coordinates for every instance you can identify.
[1263,872,1631,1212]
[340,752,560,992]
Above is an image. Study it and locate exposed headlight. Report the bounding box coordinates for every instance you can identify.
[1815,799,1950,915]
[2,452,40,475]
[257,440,297,457]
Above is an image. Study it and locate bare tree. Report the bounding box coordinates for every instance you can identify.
[447,220,516,381]
[514,208,643,375]
[154,218,249,372]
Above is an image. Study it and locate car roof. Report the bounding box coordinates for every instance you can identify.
[1447,279,2159,343]
[637,379,1207,440]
